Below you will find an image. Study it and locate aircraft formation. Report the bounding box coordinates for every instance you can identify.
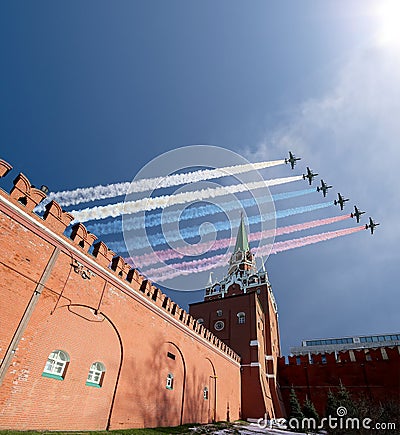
[285,151,379,235]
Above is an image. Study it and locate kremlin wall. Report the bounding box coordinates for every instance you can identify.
[0,159,240,430]
[0,157,398,430]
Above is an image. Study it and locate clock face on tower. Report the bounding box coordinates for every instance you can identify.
[214,320,225,331]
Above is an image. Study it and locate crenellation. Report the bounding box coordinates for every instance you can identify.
[161,295,170,310]
[0,159,13,178]
[10,173,47,212]
[149,286,159,302]
[178,308,186,322]
[280,346,400,367]
[126,267,142,286]
[92,240,115,268]
[70,222,97,252]
[110,256,131,280]
[43,200,74,234]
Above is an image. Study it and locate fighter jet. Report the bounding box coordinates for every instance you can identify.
[303,167,318,185]
[285,151,301,169]
[334,193,349,210]
[351,206,365,223]
[366,217,380,235]
[316,179,333,197]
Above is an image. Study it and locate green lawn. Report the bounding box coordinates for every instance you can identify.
[0,421,244,435]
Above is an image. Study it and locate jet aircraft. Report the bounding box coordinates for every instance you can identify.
[303,167,318,185]
[316,179,332,197]
[366,217,380,235]
[351,206,365,223]
[334,193,349,210]
[285,151,301,169]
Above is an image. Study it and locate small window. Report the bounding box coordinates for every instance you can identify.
[237,312,246,324]
[167,352,176,360]
[216,310,223,317]
[166,373,174,390]
[42,350,70,380]
[203,386,208,400]
[321,355,327,364]
[86,362,105,387]
[197,318,204,325]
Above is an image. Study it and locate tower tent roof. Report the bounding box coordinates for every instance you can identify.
[234,215,250,253]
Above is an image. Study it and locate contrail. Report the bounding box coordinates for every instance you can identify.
[86,188,315,236]
[36,159,285,211]
[149,226,365,282]
[129,215,351,268]
[71,175,303,223]
[106,201,333,252]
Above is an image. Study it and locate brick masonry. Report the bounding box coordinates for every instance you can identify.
[0,158,241,430]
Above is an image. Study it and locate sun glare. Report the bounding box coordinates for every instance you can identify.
[375,0,400,47]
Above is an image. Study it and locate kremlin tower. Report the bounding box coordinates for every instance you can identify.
[189,216,285,419]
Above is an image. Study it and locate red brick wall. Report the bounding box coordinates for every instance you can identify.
[189,286,285,420]
[0,161,241,430]
[278,347,400,417]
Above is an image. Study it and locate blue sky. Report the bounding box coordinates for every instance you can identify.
[1,0,399,354]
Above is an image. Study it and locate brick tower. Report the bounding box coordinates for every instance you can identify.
[189,217,285,420]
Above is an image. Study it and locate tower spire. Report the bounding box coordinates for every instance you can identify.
[234,214,250,253]
[228,215,256,275]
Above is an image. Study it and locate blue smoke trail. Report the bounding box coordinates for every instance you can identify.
[105,201,333,253]
[86,188,315,236]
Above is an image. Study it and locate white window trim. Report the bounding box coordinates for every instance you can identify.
[42,350,69,380]
[166,373,174,390]
[86,362,105,387]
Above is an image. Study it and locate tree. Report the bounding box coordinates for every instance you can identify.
[326,389,338,418]
[288,387,304,433]
[303,396,319,421]
[303,396,320,432]
[336,380,356,418]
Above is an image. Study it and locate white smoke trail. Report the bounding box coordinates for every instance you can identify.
[36,159,285,211]
[71,175,302,223]
[86,188,315,236]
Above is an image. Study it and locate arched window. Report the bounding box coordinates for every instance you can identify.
[237,312,246,324]
[86,362,106,387]
[42,350,70,380]
[197,318,204,325]
[166,373,174,390]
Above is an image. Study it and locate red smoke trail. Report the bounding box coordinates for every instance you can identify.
[269,225,365,255]
[134,214,351,268]
[149,223,364,282]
